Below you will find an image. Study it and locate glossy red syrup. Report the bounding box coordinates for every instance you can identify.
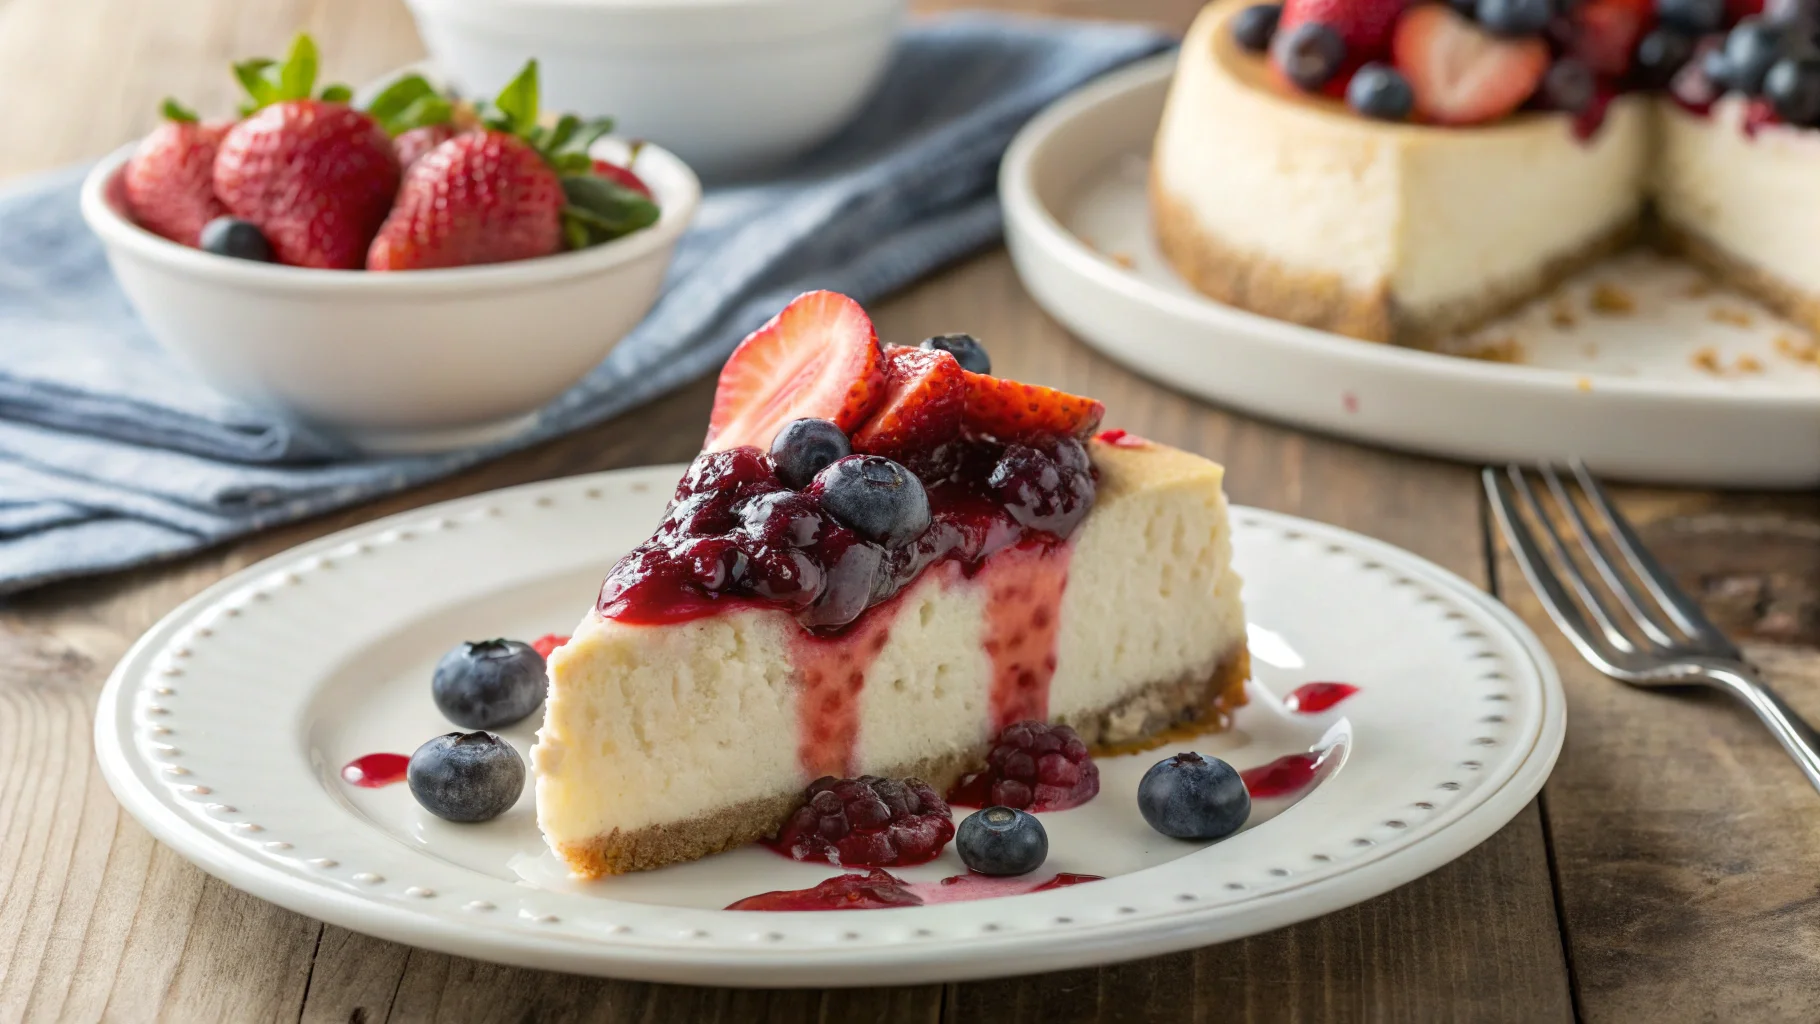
[595,438,1095,779]
[1239,746,1345,800]
[725,868,1103,911]
[531,634,570,659]
[1282,682,1359,714]
[981,544,1071,729]
[1094,428,1148,449]
[340,752,409,788]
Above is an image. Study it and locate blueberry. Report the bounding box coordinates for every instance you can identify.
[1477,0,1552,35]
[1723,18,1789,94]
[1766,55,1820,122]
[431,639,546,730]
[1271,22,1347,91]
[199,217,274,262]
[956,806,1048,876]
[1230,3,1282,52]
[769,418,851,489]
[407,731,525,822]
[918,333,992,375]
[1137,752,1251,841]
[1539,59,1597,113]
[811,455,931,548]
[1765,0,1820,25]
[1634,28,1698,88]
[1702,44,1737,92]
[1345,63,1414,120]
[1656,0,1726,33]
[1447,0,1480,17]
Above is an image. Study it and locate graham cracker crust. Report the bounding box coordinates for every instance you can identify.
[1150,176,1638,349]
[553,644,1252,878]
[1655,219,1820,336]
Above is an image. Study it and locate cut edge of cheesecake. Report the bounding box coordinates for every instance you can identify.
[550,648,1250,878]
[534,438,1251,879]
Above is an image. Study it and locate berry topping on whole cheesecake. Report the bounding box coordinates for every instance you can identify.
[1229,0,1820,132]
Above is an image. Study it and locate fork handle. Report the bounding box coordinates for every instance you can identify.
[1706,665,1820,795]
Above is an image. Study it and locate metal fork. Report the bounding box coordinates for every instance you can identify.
[1484,462,1820,794]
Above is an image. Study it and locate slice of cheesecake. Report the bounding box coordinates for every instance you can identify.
[532,292,1249,878]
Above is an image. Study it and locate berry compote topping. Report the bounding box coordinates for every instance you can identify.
[724,867,1103,911]
[947,721,1100,812]
[768,775,956,867]
[597,434,1097,633]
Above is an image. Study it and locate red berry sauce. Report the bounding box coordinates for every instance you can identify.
[530,634,570,659]
[947,720,1100,811]
[1094,428,1147,449]
[725,868,1103,911]
[340,752,409,788]
[596,436,1095,777]
[1282,682,1360,714]
[1240,745,1343,800]
[768,776,955,868]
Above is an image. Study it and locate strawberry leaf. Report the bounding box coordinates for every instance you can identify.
[319,83,353,103]
[279,34,318,101]
[560,174,660,248]
[490,60,540,136]
[233,58,279,111]
[365,74,450,134]
[160,97,199,123]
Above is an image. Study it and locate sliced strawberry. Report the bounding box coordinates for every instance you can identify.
[850,347,966,460]
[1392,5,1548,126]
[1570,0,1648,79]
[705,291,887,452]
[960,370,1105,442]
[1279,0,1409,60]
[592,159,653,198]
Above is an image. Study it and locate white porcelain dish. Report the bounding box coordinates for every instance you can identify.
[1002,56,1820,490]
[404,0,905,180]
[95,463,1563,986]
[81,140,699,454]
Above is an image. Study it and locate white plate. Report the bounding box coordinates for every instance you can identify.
[96,464,1563,986]
[1001,56,1820,489]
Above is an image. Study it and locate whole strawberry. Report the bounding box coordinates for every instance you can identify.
[212,35,399,269]
[123,100,229,246]
[367,61,660,271]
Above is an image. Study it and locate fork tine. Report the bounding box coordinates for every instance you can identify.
[1569,460,1740,658]
[1507,467,1640,656]
[1484,467,1630,676]
[1539,465,1680,652]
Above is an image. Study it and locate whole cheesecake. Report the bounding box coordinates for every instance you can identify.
[1154,0,1820,345]
[533,293,1249,877]
[1153,0,1648,347]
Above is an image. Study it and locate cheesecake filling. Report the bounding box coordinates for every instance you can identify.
[534,439,1249,876]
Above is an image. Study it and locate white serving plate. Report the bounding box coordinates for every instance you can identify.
[95,463,1562,986]
[1001,56,1820,489]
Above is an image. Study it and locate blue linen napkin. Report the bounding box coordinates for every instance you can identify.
[0,14,1171,595]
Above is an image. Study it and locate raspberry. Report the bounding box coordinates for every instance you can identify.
[947,721,1100,812]
[769,776,955,867]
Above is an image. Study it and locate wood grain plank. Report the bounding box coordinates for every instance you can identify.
[1495,489,1820,1023]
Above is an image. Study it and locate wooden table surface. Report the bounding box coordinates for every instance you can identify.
[3,0,1818,1020]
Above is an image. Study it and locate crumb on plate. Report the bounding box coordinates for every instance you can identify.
[1549,298,1578,329]
[1575,376,1593,392]
[1691,347,1723,375]
[1457,336,1526,364]
[1708,306,1753,327]
[1734,353,1764,373]
[1110,251,1135,269]
[1590,283,1636,315]
[1774,334,1820,366]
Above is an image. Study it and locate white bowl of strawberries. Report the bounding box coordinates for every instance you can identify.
[82,37,700,454]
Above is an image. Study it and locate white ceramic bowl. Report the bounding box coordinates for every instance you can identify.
[403,0,905,180]
[81,140,700,454]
